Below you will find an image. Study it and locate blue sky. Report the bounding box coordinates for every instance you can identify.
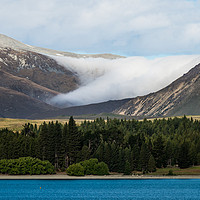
[1,0,200,56]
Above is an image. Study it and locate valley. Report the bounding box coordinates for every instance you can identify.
[1,34,200,119]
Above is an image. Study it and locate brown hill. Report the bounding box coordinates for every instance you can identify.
[0,87,57,119]
[0,48,79,93]
[0,70,58,102]
[114,63,200,117]
[29,98,131,119]
[0,46,81,118]
[0,34,125,119]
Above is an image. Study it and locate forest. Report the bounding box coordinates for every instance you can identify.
[0,116,200,174]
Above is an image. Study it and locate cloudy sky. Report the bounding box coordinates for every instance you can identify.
[1,0,200,56]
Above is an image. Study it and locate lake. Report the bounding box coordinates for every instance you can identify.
[0,179,200,199]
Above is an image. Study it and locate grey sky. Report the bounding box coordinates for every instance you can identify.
[1,0,200,56]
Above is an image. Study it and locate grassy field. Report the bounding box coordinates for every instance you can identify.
[0,118,89,132]
[147,166,200,175]
[141,115,200,121]
[1,115,200,132]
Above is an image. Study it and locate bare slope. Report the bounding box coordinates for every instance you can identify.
[0,87,57,119]
[0,48,79,94]
[114,63,200,117]
[0,70,58,102]
[29,98,131,119]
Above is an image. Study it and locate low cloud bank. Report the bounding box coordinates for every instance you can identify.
[50,55,200,107]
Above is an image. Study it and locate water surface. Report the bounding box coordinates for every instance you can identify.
[0,179,200,199]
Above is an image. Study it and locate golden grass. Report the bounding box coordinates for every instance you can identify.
[1,115,200,132]
[0,118,90,132]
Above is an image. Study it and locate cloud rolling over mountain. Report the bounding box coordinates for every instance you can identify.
[50,55,200,107]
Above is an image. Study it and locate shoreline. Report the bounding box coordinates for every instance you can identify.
[0,174,200,180]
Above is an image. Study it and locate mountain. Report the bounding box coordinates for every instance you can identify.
[0,34,124,59]
[0,47,79,94]
[0,70,58,102]
[0,86,57,119]
[29,98,131,119]
[114,63,200,117]
[2,34,200,119]
[0,34,123,118]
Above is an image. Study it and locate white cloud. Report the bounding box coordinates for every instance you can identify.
[50,55,200,107]
[0,0,200,56]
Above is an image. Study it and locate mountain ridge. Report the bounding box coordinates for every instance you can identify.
[0,34,124,59]
[113,63,200,117]
[1,34,200,119]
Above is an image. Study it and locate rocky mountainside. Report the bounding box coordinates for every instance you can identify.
[114,63,200,117]
[0,34,124,118]
[0,36,80,118]
[0,48,79,93]
[1,33,200,119]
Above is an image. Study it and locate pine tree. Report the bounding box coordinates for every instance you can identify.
[138,143,149,172]
[77,145,91,162]
[124,160,132,175]
[109,142,119,172]
[132,144,140,170]
[47,121,56,165]
[39,122,49,161]
[152,135,166,168]
[54,121,62,169]
[104,142,112,169]
[178,142,191,168]
[67,116,81,166]
[147,154,156,172]
[62,122,69,168]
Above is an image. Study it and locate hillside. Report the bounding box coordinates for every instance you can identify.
[0,34,124,59]
[1,34,200,119]
[114,63,200,117]
[0,34,126,118]
[0,87,57,119]
[0,38,80,118]
[29,98,131,119]
[0,48,79,94]
[0,70,58,102]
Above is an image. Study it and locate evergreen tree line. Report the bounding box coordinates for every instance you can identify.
[1,116,200,173]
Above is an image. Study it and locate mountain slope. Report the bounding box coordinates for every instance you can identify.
[0,70,58,102]
[0,87,57,119]
[2,34,200,119]
[0,48,79,93]
[29,98,131,119]
[0,34,124,59]
[114,63,200,117]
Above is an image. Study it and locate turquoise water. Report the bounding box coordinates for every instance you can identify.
[0,179,200,199]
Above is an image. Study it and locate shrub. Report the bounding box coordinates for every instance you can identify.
[167,169,174,176]
[0,157,55,175]
[66,158,109,176]
[66,163,84,176]
[80,158,98,175]
[94,162,109,175]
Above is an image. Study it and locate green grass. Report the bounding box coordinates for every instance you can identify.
[148,166,200,175]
